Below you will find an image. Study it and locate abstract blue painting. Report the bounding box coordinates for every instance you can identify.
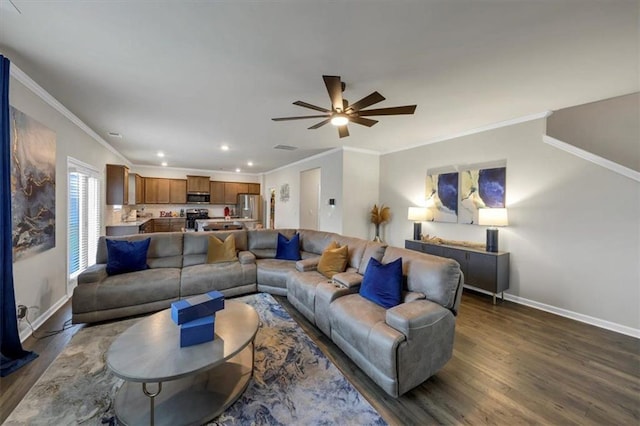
[426,172,458,223]
[459,166,506,224]
[11,106,56,261]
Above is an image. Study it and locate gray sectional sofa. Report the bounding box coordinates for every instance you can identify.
[73,228,464,397]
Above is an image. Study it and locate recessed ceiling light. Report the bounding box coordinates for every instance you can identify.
[108,132,122,138]
[247,161,253,167]
[161,162,168,167]
[235,168,241,173]
[157,152,165,157]
[221,145,229,151]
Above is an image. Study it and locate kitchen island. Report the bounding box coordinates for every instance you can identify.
[195,218,260,232]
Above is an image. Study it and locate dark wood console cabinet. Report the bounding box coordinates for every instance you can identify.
[405,240,510,304]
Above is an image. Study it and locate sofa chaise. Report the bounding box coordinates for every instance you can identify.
[73,228,463,397]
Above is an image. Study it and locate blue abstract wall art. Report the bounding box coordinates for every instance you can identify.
[11,106,56,261]
[459,166,506,224]
[426,172,458,223]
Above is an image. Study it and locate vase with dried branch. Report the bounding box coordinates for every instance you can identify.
[370,204,391,242]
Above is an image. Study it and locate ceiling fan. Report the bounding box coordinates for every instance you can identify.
[272,75,417,138]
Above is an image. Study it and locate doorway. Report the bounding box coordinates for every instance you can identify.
[269,188,276,229]
[300,168,321,230]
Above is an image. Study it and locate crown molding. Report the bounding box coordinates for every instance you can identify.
[542,135,640,182]
[9,62,130,165]
[264,147,343,175]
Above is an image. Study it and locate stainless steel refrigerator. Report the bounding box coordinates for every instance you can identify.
[237,194,262,222]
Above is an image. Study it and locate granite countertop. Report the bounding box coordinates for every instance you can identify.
[107,217,185,228]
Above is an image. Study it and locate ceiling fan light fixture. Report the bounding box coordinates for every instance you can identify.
[330,114,349,126]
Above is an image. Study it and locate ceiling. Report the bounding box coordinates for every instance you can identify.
[1,1,638,174]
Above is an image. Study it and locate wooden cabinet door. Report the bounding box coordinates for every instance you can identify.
[224,182,240,204]
[248,183,260,194]
[144,178,158,204]
[153,219,171,232]
[170,219,186,232]
[187,176,210,193]
[169,179,187,204]
[135,174,145,204]
[210,181,225,204]
[144,178,171,204]
[106,164,129,205]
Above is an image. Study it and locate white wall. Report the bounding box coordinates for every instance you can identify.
[342,148,380,240]
[264,149,343,232]
[131,165,261,183]
[10,74,125,338]
[380,118,640,332]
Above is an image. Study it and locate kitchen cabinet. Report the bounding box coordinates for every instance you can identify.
[187,175,210,193]
[247,183,260,195]
[106,164,129,205]
[210,181,225,204]
[139,220,153,234]
[405,240,510,304]
[144,178,170,204]
[169,179,187,204]
[128,173,145,205]
[224,182,248,204]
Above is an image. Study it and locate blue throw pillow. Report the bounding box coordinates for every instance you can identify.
[359,257,403,309]
[275,233,301,261]
[106,238,151,276]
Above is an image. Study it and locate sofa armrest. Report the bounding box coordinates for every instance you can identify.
[332,271,363,289]
[77,264,108,285]
[238,250,256,265]
[296,257,320,272]
[385,299,452,339]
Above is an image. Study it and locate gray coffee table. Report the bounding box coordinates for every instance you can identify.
[106,300,259,426]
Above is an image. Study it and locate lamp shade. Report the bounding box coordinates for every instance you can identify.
[478,208,508,227]
[408,207,428,221]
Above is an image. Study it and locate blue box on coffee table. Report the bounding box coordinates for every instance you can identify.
[171,290,224,325]
[180,315,215,347]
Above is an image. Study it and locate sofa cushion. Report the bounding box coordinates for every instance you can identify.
[97,233,184,268]
[180,262,256,297]
[276,233,301,261]
[183,231,246,267]
[207,234,238,264]
[73,268,181,313]
[381,246,462,312]
[286,270,328,322]
[317,242,348,279]
[359,257,403,309]
[256,258,298,289]
[358,241,387,275]
[334,235,368,270]
[106,238,150,276]
[248,229,297,258]
[298,229,339,255]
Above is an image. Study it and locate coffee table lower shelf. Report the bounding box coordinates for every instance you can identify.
[114,345,253,426]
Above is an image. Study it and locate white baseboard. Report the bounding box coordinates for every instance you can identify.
[19,295,71,343]
[464,285,640,339]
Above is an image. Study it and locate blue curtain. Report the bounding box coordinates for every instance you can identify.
[0,55,38,377]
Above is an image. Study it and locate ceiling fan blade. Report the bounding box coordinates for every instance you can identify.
[323,75,344,112]
[272,114,329,121]
[308,118,331,129]
[338,125,349,138]
[346,91,386,112]
[349,116,378,127]
[358,105,417,116]
[293,101,330,113]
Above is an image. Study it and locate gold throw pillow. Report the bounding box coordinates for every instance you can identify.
[318,242,348,279]
[207,234,238,264]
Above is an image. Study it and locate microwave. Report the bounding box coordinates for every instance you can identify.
[187,193,210,204]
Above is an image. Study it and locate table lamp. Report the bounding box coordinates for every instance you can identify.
[408,207,428,241]
[478,208,508,252]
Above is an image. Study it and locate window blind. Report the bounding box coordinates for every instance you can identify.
[68,158,101,278]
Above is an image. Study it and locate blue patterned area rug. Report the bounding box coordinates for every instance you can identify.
[5,293,386,425]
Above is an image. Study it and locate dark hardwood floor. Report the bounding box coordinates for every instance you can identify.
[1,290,638,425]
